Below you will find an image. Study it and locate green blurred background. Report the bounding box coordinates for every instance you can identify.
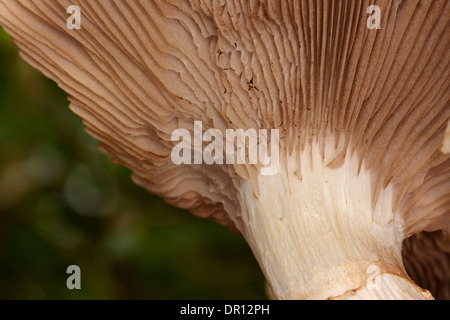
[0,26,266,300]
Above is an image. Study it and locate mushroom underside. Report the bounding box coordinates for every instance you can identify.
[0,0,449,299]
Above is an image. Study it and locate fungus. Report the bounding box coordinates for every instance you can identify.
[0,0,449,299]
[442,120,450,154]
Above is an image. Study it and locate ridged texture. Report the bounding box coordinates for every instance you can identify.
[0,0,449,293]
[442,120,450,153]
[403,231,450,300]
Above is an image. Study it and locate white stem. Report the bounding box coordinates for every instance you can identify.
[236,141,433,300]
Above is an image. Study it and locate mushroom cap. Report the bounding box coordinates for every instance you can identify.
[403,230,450,300]
[0,0,449,294]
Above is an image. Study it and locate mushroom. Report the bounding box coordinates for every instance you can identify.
[0,0,449,300]
[443,120,450,154]
[402,231,450,300]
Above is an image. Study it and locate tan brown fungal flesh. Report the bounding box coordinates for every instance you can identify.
[0,0,449,299]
